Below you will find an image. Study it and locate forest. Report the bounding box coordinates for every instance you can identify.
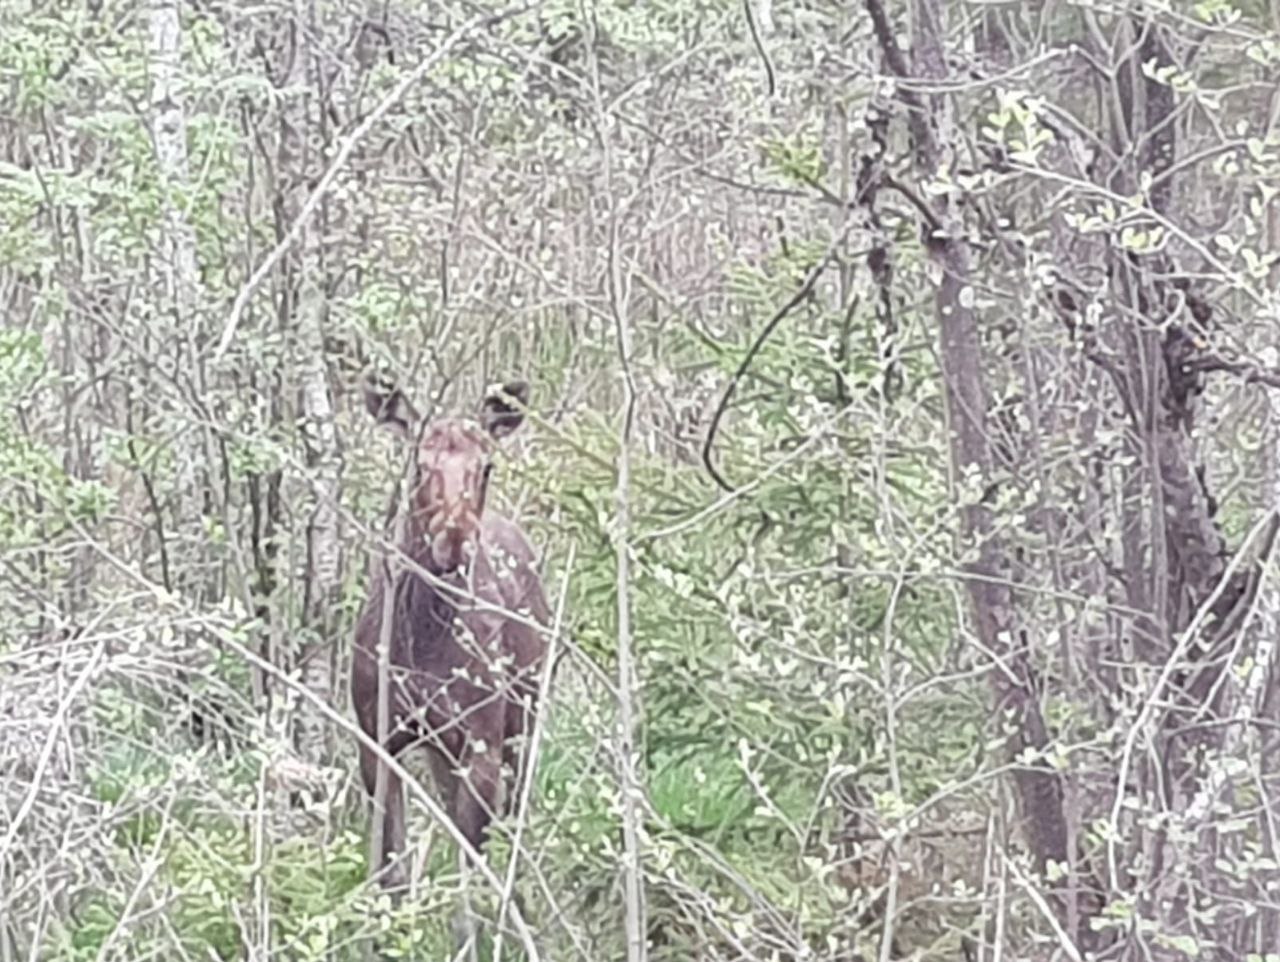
[2,0,1280,959]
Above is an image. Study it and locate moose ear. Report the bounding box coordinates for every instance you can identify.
[363,373,419,438]
[481,380,530,440]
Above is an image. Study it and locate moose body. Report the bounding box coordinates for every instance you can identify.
[351,379,549,885]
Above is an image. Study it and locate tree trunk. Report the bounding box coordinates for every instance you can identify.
[864,0,1071,901]
[297,272,341,765]
[290,0,341,766]
[148,0,208,553]
[148,0,199,325]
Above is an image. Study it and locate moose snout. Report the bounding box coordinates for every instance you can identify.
[426,509,478,570]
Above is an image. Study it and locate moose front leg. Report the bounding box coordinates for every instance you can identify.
[450,734,504,962]
[454,735,504,857]
[359,741,408,890]
[503,681,542,826]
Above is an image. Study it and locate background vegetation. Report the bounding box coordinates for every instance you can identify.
[3,0,1279,959]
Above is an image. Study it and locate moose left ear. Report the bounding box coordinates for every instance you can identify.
[481,380,530,439]
[363,372,420,439]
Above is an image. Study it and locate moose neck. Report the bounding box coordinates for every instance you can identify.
[390,530,465,670]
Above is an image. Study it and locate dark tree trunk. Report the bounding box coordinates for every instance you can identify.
[863,0,1070,889]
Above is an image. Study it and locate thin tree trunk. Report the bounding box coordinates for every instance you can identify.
[148,0,220,643]
[297,274,340,764]
[148,0,199,326]
[148,0,212,589]
[292,0,341,766]
[592,11,647,956]
[864,0,1071,892]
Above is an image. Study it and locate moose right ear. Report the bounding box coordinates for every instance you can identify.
[362,373,419,438]
[481,380,530,440]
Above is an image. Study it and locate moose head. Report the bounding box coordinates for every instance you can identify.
[364,376,530,571]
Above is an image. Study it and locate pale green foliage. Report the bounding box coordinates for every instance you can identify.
[4,0,1280,957]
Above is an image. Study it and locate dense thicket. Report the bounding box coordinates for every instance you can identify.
[3,0,1279,959]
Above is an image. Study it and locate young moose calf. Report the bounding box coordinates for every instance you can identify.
[351,377,550,886]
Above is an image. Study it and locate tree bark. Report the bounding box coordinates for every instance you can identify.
[148,0,199,327]
[864,0,1070,882]
[297,274,341,765]
[147,0,203,497]
[290,0,341,766]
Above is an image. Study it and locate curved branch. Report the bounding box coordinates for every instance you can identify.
[742,0,777,98]
[702,228,850,492]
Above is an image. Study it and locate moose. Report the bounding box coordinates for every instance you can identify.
[351,376,550,889]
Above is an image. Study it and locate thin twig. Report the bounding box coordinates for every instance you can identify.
[494,541,576,962]
[0,639,107,858]
[370,444,413,884]
[1005,853,1085,962]
[590,3,649,950]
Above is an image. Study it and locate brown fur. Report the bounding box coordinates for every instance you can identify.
[351,381,549,884]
